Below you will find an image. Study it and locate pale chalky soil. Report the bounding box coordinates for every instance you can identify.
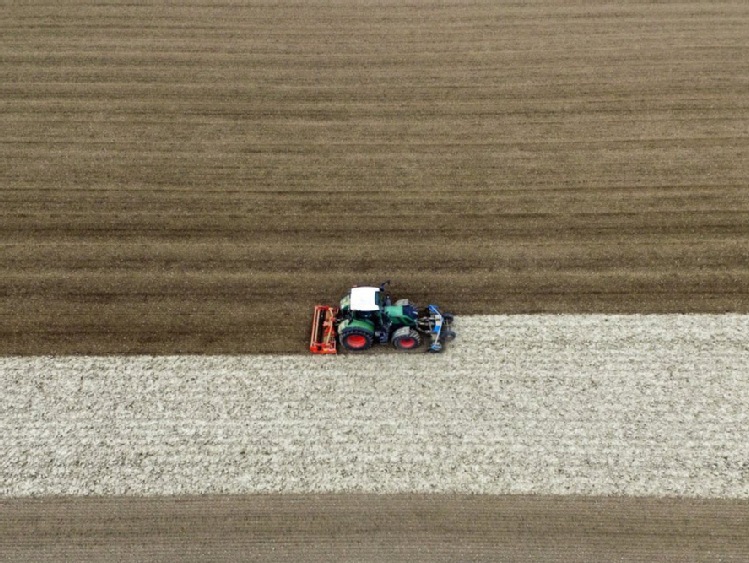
[1,315,748,497]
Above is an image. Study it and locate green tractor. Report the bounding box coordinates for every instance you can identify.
[310,282,456,354]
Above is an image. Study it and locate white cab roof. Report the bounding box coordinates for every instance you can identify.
[349,287,380,311]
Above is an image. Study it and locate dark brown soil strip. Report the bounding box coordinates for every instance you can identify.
[2,495,748,562]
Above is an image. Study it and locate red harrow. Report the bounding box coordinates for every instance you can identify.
[309,305,339,354]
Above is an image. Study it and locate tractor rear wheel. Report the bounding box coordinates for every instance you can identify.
[339,327,374,352]
[392,329,422,351]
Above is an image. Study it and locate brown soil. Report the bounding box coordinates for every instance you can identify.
[2,1,748,355]
[2,494,748,562]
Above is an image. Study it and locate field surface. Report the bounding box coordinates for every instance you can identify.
[3,0,748,355]
[3,315,749,497]
[2,495,748,562]
[2,0,749,561]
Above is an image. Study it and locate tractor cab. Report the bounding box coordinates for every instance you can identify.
[349,286,382,312]
[348,286,385,319]
[339,286,389,335]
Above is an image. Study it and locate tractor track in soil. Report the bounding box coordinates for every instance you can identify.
[2,0,749,560]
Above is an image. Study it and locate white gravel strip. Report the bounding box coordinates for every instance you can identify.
[2,315,748,498]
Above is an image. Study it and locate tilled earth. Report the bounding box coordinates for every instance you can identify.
[3,1,748,355]
[2,0,749,561]
[2,495,748,563]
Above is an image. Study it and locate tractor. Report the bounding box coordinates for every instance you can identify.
[310,281,456,354]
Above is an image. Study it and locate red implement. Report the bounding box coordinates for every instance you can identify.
[310,305,338,354]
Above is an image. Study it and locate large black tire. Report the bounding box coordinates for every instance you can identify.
[392,328,422,351]
[339,327,374,352]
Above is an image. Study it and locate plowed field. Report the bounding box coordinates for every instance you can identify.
[2,1,749,561]
[3,495,748,563]
[3,1,748,355]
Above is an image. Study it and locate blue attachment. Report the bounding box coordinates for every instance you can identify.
[427,305,444,352]
[428,305,443,332]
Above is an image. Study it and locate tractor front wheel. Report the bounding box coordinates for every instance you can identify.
[340,328,374,352]
[392,329,422,351]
